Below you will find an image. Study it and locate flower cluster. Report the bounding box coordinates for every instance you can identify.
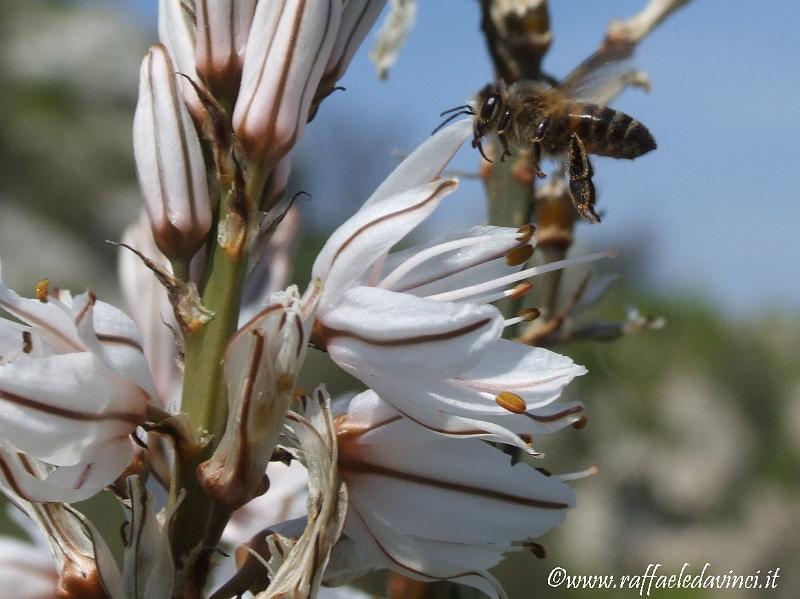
[0,2,605,598]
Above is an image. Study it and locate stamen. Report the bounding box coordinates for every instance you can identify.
[505,244,533,266]
[495,391,527,414]
[510,282,533,300]
[425,250,614,303]
[34,279,49,302]
[504,308,540,328]
[516,223,535,242]
[525,542,547,559]
[558,466,599,481]
[571,415,588,429]
[378,233,519,290]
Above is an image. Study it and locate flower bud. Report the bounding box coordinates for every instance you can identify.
[318,0,387,97]
[133,43,212,262]
[198,284,320,511]
[194,0,257,101]
[233,0,342,168]
[158,0,206,123]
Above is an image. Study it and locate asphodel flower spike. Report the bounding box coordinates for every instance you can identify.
[232,0,342,170]
[133,43,212,263]
[194,0,257,100]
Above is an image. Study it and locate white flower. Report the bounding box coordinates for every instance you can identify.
[0,266,156,502]
[311,120,596,452]
[332,390,576,599]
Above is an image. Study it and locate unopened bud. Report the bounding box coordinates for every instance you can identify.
[133,44,212,262]
[194,0,256,100]
[158,0,206,124]
[233,0,342,168]
[312,0,387,115]
[198,285,319,511]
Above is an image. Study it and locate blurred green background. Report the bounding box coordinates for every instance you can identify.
[0,2,798,598]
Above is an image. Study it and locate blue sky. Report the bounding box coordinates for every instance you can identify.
[119,1,800,316]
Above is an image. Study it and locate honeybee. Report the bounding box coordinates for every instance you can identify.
[438,62,656,223]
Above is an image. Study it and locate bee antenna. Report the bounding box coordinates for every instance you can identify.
[431,110,474,135]
[472,138,492,163]
[439,104,475,117]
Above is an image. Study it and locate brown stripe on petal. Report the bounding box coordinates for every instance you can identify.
[96,334,144,353]
[292,0,336,136]
[0,452,33,501]
[355,509,487,585]
[318,315,491,348]
[340,459,569,510]
[72,291,95,329]
[525,405,584,423]
[0,388,143,426]
[236,330,266,471]
[331,179,456,267]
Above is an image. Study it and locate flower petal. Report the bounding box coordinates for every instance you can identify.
[363,119,472,208]
[457,339,587,407]
[344,506,505,599]
[323,286,503,380]
[313,179,458,310]
[0,352,146,465]
[0,278,82,353]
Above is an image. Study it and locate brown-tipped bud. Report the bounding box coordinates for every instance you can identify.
[233,0,342,169]
[519,307,541,322]
[506,243,534,266]
[133,44,212,262]
[194,0,256,100]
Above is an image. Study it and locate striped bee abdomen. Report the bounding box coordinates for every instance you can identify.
[567,103,656,159]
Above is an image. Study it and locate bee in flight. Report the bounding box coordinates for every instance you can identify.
[436,61,657,223]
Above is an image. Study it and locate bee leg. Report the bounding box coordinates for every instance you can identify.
[566,133,600,224]
[498,133,512,162]
[529,118,550,179]
[530,141,546,179]
[497,110,513,161]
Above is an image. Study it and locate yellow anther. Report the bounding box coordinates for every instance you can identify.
[505,244,534,266]
[34,279,49,302]
[510,282,533,300]
[495,391,527,414]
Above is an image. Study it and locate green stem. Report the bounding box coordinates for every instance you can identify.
[169,185,247,589]
[484,155,535,336]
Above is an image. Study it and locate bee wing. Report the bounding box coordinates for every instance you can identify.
[558,48,648,105]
